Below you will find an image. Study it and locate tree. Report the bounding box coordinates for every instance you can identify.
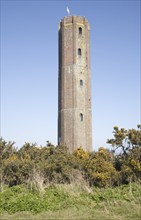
[107,125,141,183]
[107,125,141,155]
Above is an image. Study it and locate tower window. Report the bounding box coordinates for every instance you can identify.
[78,48,81,56]
[80,80,83,86]
[59,137,61,143]
[79,27,82,35]
[80,113,83,121]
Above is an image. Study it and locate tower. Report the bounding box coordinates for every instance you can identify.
[58,16,92,152]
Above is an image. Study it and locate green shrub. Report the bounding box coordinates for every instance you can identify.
[0,183,141,214]
[0,184,70,214]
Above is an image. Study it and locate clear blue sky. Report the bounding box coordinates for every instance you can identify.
[1,0,140,151]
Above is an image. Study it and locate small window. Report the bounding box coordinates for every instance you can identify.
[80,80,83,86]
[59,137,61,143]
[78,48,81,56]
[79,27,82,35]
[80,113,83,121]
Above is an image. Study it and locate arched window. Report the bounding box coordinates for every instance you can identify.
[80,113,83,121]
[78,48,81,56]
[79,27,82,35]
[80,79,83,86]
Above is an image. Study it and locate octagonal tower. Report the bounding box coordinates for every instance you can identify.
[58,16,92,152]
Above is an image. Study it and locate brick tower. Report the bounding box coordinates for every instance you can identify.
[58,16,92,152]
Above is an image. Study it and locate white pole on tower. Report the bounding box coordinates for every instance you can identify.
[66,6,70,15]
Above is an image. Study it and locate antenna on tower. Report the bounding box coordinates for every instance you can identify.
[66,6,70,15]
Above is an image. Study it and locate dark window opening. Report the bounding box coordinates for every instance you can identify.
[80,80,83,86]
[79,27,82,35]
[59,137,61,143]
[78,48,81,56]
[80,113,83,121]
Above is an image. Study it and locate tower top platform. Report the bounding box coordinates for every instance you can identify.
[59,16,90,29]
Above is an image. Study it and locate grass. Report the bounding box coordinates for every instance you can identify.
[0,183,141,220]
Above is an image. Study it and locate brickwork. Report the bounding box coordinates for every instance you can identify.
[58,16,92,152]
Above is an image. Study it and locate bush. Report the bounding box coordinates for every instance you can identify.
[1,125,141,188]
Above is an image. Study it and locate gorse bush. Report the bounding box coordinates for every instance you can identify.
[0,125,141,188]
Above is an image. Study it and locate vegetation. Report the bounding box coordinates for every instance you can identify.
[0,183,141,219]
[0,125,141,219]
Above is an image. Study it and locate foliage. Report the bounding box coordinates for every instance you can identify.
[0,126,141,218]
[0,184,69,214]
[107,125,141,155]
[0,183,140,217]
[0,125,141,188]
[84,147,118,187]
[107,125,141,184]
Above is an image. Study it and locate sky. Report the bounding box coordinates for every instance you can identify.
[1,0,140,151]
